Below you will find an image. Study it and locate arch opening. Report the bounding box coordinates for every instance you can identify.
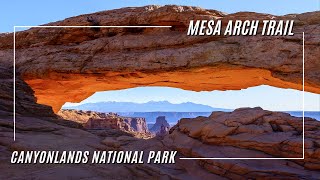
[60,85,320,125]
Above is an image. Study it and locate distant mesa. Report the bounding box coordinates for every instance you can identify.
[150,116,170,135]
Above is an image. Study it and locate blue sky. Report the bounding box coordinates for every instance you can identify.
[63,86,320,111]
[1,0,319,32]
[3,1,320,111]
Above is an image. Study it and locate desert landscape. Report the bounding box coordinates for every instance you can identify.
[0,5,320,179]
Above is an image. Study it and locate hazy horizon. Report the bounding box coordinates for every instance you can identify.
[62,99,320,121]
[63,100,320,112]
[63,85,320,112]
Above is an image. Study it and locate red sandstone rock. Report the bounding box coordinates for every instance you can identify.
[1,107,320,179]
[164,107,320,179]
[0,5,319,112]
[58,109,149,134]
[0,5,319,180]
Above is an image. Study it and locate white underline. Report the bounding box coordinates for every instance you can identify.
[13,26,16,141]
[180,157,305,160]
[12,25,171,141]
[302,32,305,159]
[12,27,306,160]
[180,32,306,160]
[14,25,172,28]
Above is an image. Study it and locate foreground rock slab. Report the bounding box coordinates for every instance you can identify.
[1,108,320,179]
[164,107,320,179]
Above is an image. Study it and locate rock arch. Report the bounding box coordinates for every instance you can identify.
[1,5,319,113]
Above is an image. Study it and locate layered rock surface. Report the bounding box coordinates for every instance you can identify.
[58,109,151,137]
[1,107,320,179]
[0,5,319,112]
[164,107,320,179]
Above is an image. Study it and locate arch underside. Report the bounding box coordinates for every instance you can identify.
[24,65,319,113]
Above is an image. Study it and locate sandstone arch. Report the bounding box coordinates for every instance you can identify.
[1,5,319,113]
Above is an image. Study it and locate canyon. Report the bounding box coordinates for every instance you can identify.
[0,5,319,180]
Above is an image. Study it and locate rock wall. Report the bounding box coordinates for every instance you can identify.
[0,5,319,112]
[0,66,55,117]
[58,109,148,133]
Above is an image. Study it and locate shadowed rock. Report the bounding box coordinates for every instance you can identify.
[150,116,170,133]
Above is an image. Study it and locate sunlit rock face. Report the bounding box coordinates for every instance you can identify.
[58,109,149,134]
[0,5,319,113]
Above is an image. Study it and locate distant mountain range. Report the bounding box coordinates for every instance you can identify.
[63,101,229,112]
[118,112,213,124]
